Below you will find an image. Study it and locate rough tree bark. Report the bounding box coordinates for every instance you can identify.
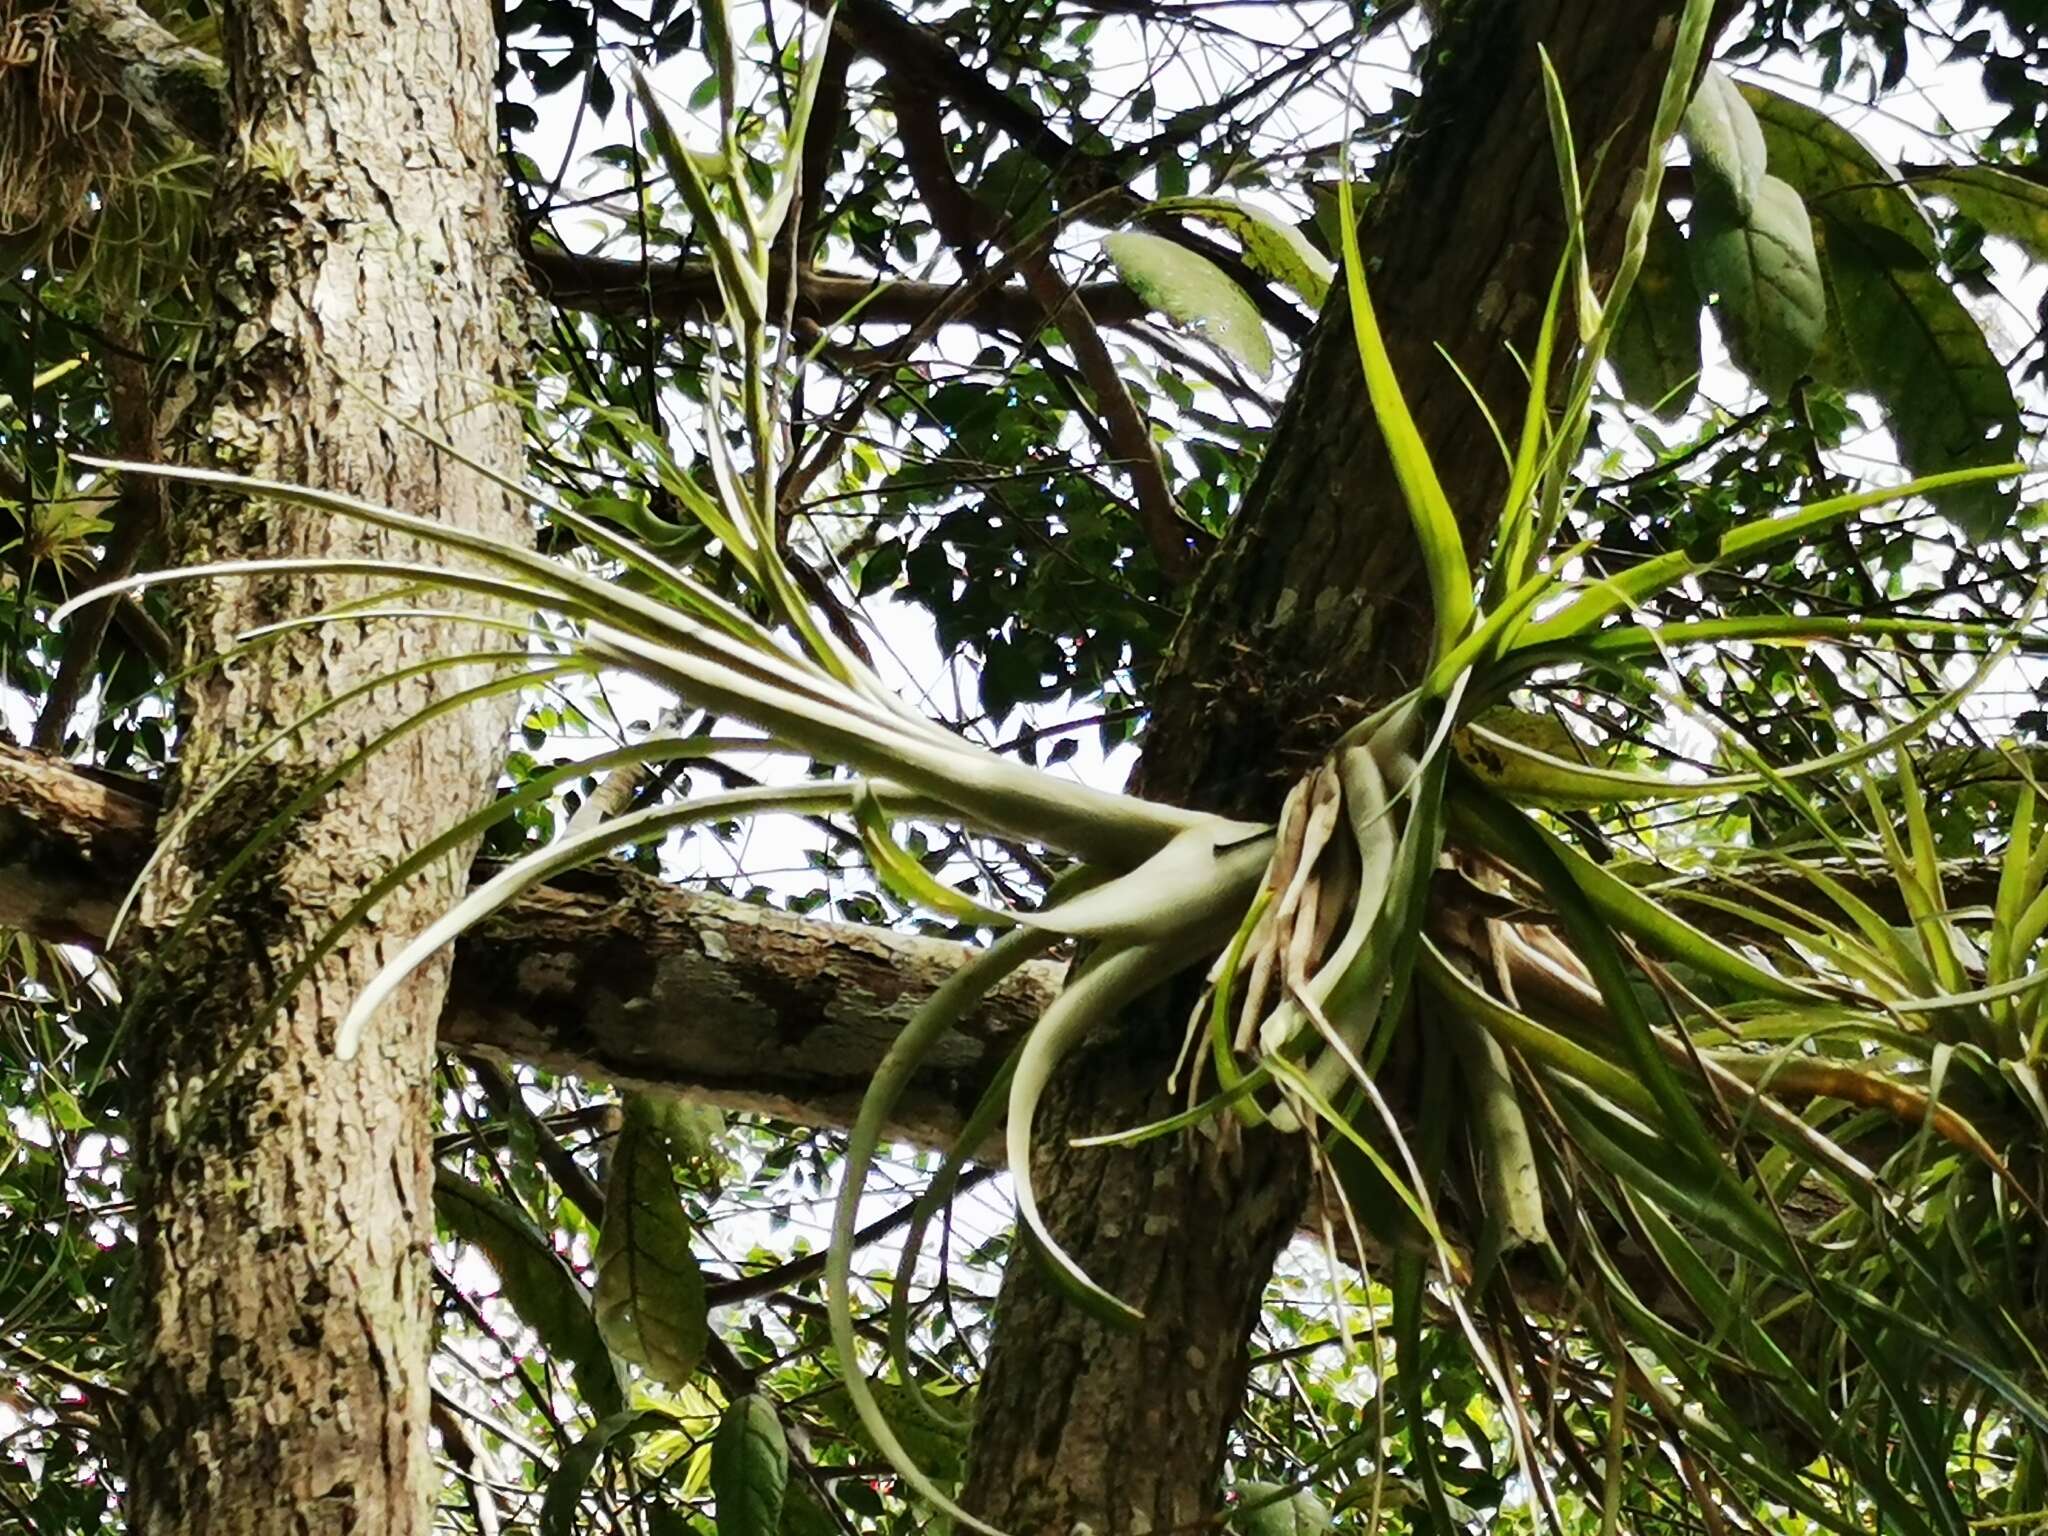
[117,0,529,1528]
[960,7,1701,1531]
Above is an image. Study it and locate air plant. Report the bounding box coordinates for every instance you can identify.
[60,0,2048,1527]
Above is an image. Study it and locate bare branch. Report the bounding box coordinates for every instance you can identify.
[0,744,1056,1146]
[892,86,1207,581]
[522,244,1152,334]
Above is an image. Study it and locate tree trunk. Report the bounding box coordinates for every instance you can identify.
[961,6,1697,1530]
[119,0,527,1528]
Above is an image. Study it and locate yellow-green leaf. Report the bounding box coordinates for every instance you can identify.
[1740,83,1936,261]
[1913,163,2048,261]
[1142,195,1333,305]
[1103,230,1274,377]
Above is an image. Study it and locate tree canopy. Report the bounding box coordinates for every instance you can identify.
[5,0,2048,1533]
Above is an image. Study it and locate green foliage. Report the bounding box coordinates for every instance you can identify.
[542,1409,689,1536]
[1607,201,1701,420]
[1691,175,1827,401]
[711,1394,789,1536]
[435,1168,625,1415]
[1682,66,1768,219]
[1823,219,2022,537]
[12,2,2048,1535]
[1918,163,2048,260]
[1103,230,1276,377]
[595,1103,712,1388]
[1227,1482,1331,1536]
[1139,197,1334,306]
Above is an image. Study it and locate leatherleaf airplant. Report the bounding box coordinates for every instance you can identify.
[63,0,2048,1527]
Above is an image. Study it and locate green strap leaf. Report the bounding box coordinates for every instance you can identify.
[1334,176,1473,664]
[434,1170,624,1417]
[1019,821,1271,942]
[1142,195,1333,305]
[712,1394,789,1536]
[1516,459,2022,646]
[594,1103,710,1387]
[1103,230,1275,377]
[855,785,1015,928]
[829,924,1056,1536]
[1009,940,1194,1327]
[1515,818,1822,1003]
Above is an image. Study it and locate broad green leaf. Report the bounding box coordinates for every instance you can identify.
[712,1394,789,1536]
[1683,66,1767,218]
[1740,84,1936,261]
[977,146,1058,237]
[1914,163,2048,259]
[1230,1482,1332,1536]
[1103,230,1274,377]
[1822,215,2022,538]
[1691,175,1826,401]
[594,1104,710,1387]
[541,1409,683,1536]
[780,1486,841,1536]
[1144,195,1334,305]
[1608,199,1703,419]
[434,1170,624,1416]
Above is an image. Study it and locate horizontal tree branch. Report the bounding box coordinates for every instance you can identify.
[58,0,1302,348]
[62,0,227,145]
[522,245,1152,334]
[0,744,1054,1147]
[4,746,2001,1154]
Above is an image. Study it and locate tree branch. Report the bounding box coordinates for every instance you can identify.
[522,243,1152,335]
[60,0,226,145]
[891,86,1206,581]
[0,744,1057,1146]
[1,744,2007,1157]
[58,0,1311,348]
